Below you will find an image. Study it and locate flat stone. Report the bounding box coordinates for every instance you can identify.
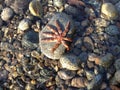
[39,13,75,59]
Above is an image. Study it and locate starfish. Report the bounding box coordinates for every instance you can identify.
[41,20,72,53]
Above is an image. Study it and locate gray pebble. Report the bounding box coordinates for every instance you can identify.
[87,74,103,90]
[105,25,119,36]
[60,54,81,70]
[114,59,120,70]
[58,69,75,80]
[1,7,13,21]
[22,30,39,50]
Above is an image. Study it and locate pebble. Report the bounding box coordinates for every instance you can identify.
[115,1,120,14]
[53,0,65,8]
[93,18,110,27]
[1,7,13,21]
[60,54,81,70]
[22,30,39,50]
[5,0,30,14]
[71,77,88,88]
[101,3,118,20]
[87,74,103,90]
[57,69,75,80]
[83,36,94,50]
[114,70,120,83]
[18,18,31,31]
[105,25,119,36]
[85,70,95,80]
[39,13,75,59]
[95,53,114,68]
[29,0,43,17]
[114,59,120,70]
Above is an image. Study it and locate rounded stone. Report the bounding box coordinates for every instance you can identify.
[101,3,118,20]
[22,30,39,50]
[71,77,88,88]
[60,54,81,70]
[1,7,13,21]
[105,25,119,36]
[18,18,31,31]
[58,69,75,80]
[39,13,75,59]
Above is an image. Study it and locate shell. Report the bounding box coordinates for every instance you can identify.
[29,0,43,17]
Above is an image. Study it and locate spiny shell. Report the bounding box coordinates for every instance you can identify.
[29,0,43,17]
[60,54,81,70]
[101,3,118,20]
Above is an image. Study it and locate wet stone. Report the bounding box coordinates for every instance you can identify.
[105,25,119,36]
[22,30,39,50]
[58,69,75,80]
[60,54,81,70]
[39,13,75,59]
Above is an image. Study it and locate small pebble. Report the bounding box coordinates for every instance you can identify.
[115,70,120,83]
[101,3,118,20]
[60,54,81,70]
[71,77,88,88]
[22,30,39,50]
[87,74,103,90]
[95,53,114,68]
[93,18,110,27]
[58,69,75,80]
[105,25,119,36]
[114,59,120,70]
[1,7,13,21]
[83,36,94,50]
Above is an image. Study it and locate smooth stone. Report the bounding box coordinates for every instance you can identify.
[105,25,119,36]
[95,53,113,68]
[85,71,95,80]
[71,77,88,88]
[101,3,118,20]
[1,7,13,21]
[22,30,39,50]
[18,18,31,31]
[60,54,81,70]
[115,70,120,83]
[87,74,103,90]
[39,13,75,59]
[58,69,75,80]
[53,0,65,8]
[114,59,120,70]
